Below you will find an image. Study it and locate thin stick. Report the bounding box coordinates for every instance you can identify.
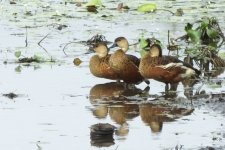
[157,9,174,15]
[129,42,139,46]
[38,33,50,55]
[25,26,28,47]
[168,30,170,46]
[62,41,81,56]
[115,145,119,150]
[168,30,170,55]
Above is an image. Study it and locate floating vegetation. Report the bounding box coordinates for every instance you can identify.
[18,57,41,63]
[73,58,82,66]
[86,34,111,51]
[86,5,98,13]
[117,3,130,11]
[86,0,102,7]
[138,36,162,57]
[3,92,18,99]
[137,3,156,13]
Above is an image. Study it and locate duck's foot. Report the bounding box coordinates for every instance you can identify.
[144,79,150,85]
[116,79,121,83]
[123,83,135,89]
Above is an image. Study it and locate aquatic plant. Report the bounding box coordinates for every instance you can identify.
[176,17,225,69]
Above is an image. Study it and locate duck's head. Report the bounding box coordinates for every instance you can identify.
[149,44,162,57]
[93,42,109,58]
[110,37,129,52]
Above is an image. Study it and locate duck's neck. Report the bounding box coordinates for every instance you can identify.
[121,47,128,53]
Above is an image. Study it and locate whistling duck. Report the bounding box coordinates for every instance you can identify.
[139,44,201,89]
[109,37,149,85]
[89,42,120,80]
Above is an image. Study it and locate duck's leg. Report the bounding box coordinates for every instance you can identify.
[165,83,169,92]
[170,83,178,91]
[116,79,121,83]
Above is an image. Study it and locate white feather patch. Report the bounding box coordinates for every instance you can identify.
[157,63,183,69]
[157,63,196,78]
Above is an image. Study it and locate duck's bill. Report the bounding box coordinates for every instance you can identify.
[109,43,118,49]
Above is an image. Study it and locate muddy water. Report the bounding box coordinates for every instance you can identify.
[0,0,225,150]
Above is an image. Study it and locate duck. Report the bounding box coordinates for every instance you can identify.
[89,42,120,80]
[139,44,201,90]
[109,37,150,85]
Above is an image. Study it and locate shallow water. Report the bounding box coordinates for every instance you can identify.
[0,0,225,150]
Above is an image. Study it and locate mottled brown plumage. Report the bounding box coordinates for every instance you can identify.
[89,42,120,80]
[139,44,201,84]
[109,37,149,84]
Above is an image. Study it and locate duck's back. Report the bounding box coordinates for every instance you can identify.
[140,54,199,83]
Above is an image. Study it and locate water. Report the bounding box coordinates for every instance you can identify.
[0,0,225,149]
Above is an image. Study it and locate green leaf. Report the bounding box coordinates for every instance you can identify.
[86,0,102,7]
[218,52,225,59]
[139,37,148,49]
[185,23,193,32]
[137,3,156,12]
[139,49,148,57]
[33,54,42,61]
[187,29,201,44]
[200,18,209,29]
[15,51,21,58]
[206,27,218,39]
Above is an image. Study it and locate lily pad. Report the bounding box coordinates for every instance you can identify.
[15,51,21,58]
[137,3,156,13]
[86,0,102,7]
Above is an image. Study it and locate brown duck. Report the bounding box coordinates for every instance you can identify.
[139,44,201,88]
[89,42,120,80]
[109,37,149,85]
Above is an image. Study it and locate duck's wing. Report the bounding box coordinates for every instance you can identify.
[126,54,140,67]
[158,56,201,75]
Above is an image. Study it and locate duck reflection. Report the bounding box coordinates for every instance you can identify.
[109,104,139,137]
[139,103,194,133]
[89,82,149,137]
[89,82,149,102]
[88,82,194,137]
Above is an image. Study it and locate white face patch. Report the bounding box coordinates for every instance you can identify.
[150,49,160,57]
[121,47,128,53]
[98,51,107,58]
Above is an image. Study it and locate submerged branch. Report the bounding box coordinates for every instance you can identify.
[157,9,174,15]
[25,26,28,47]
[38,33,51,55]
[62,41,82,56]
